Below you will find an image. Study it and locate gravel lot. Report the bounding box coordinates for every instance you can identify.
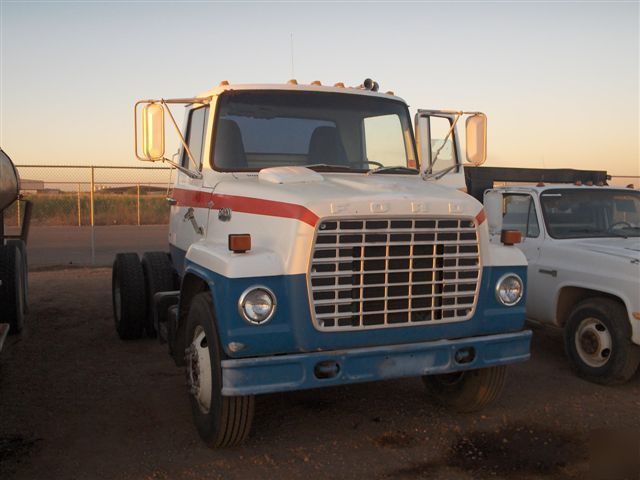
[1,268,639,479]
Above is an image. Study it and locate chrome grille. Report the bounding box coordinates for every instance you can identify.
[309,217,481,331]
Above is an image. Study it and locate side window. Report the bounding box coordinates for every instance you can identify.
[363,114,407,167]
[181,107,209,169]
[428,116,456,173]
[503,194,540,238]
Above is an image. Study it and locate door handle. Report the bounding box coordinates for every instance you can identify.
[539,268,557,277]
[166,197,177,206]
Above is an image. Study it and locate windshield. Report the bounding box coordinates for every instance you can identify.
[212,91,416,172]
[540,189,640,239]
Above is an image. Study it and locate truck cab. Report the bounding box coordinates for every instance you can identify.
[485,183,640,384]
[113,80,531,448]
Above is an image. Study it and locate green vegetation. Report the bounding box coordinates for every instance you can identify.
[3,193,170,226]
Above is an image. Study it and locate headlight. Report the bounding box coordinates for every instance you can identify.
[495,274,523,306]
[238,287,276,324]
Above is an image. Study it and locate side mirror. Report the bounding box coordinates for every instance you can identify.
[141,103,165,161]
[465,113,487,166]
[484,189,503,236]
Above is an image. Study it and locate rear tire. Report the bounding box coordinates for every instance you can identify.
[564,298,640,385]
[6,239,28,314]
[141,251,177,338]
[422,365,508,413]
[112,253,146,340]
[0,244,25,334]
[185,292,255,448]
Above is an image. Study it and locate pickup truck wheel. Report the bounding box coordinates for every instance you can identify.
[0,244,25,334]
[141,252,177,338]
[565,298,640,385]
[112,253,146,340]
[422,365,507,413]
[185,292,255,448]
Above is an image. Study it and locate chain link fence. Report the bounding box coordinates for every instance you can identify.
[3,165,173,267]
[4,165,174,228]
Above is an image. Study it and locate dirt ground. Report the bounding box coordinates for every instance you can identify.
[1,268,639,480]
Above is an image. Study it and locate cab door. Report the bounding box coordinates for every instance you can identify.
[168,105,212,273]
[500,192,551,321]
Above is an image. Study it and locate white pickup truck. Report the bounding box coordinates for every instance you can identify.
[485,184,640,384]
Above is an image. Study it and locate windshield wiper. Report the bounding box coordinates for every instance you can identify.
[422,164,458,180]
[305,163,356,171]
[368,165,419,175]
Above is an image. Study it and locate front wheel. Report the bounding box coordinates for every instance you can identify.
[564,298,640,385]
[185,292,254,448]
[422,365,507,413]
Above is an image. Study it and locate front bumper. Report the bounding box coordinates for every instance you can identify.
[221,330,531,396]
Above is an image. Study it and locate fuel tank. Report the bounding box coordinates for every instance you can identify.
[0,149,19,212]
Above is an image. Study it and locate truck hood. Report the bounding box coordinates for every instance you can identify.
[213,168,481,218]
[567,237,640,262]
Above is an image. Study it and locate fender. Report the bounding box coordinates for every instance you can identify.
[553,281,639,345]
[186,241,285,278]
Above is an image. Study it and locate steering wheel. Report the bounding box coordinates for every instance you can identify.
[609,221,632,230]
[363,160,384,168]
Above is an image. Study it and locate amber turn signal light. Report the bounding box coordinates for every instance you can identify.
[501,229,522,246]
[229,234,251,253]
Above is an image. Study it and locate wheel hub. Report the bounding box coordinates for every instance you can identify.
[185,326,212,414]
[575,317,612,368]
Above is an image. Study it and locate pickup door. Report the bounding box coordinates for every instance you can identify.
[500,192,555,322]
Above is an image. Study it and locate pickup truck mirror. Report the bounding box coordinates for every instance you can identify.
[140,103,165,161]
[484,189,503,236]
[465,114,487,166]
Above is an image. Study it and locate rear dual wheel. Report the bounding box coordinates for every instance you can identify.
[141,251,177,338]
[112,253,146,340]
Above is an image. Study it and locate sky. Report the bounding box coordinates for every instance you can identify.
[1,1,638,182]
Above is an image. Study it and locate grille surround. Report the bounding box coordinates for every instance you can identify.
[307,216,482,331]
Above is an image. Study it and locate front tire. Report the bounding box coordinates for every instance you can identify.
[564,298,640,385]
[422,365,508,413]
[112,253,146,340]
[185,292,254,448]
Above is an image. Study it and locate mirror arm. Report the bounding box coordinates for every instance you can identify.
[161,99,200,173]
[161,157,202,180]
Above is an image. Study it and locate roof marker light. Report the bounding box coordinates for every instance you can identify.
[586,181,593,186]
[627,184,635,189]
[311,80,322,86]
[536,181,545,187]
[219,80,229,86]
[287,79,298,85]
[333,82,345,88]
[574,180,582,186]
[386,91,395,95]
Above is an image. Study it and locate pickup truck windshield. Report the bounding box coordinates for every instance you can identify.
[540,189,640,239]
[212,91,416,172]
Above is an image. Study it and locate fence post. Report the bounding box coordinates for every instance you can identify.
[90,167,95,265]
[137,183,141,226]
[77,183,82,227]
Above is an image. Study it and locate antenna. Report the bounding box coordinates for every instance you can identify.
[290,33,295,79]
